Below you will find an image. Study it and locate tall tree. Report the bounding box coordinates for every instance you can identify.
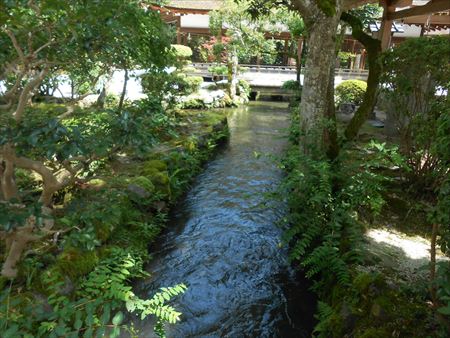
[209,0,278,99]
[287,14,306,84]
[341,4,383,142]
[0,0,172,277]
[341,12,381,141]
[247,0,376,157]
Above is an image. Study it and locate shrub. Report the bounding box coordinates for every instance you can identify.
[337,51,356,68]
[183,76,204,95]
[381,36,450,192]
[335,80,367,106]
[181,98,206,110]
[208,65,228,76]
[142,73,203,98]
[171,44,193,60]
[282,80,301,90]
[237,79,251,98]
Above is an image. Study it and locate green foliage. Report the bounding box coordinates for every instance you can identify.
[337,52,356,68]
[181,98,207,110]
[381,36,450,191]
[183,76,204,94]
[317,0,337,17]
[0,247,186,338]
[436,262,450,318]
[142,73,203,101]
[287,14,305,39]
[281,141,395,291]
[313,301,335,336]
[171,44,193,60]
[348,4,382,27]
[282,80,301,90]
[281,109,404,296]
[208,65,228,76]
[237,79,251,98]
[209,0,278,84]
[56,248,99,281]
[335,80,367,106]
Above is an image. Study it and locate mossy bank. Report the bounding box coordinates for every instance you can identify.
[0,107,230,337]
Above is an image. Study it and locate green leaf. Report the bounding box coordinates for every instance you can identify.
[110,327,121,338]
[112,311,124,326]
[437,305,450,316]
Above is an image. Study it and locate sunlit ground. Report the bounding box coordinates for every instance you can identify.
[367,228,435,260]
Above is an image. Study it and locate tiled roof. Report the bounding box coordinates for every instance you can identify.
[167,1,223,10]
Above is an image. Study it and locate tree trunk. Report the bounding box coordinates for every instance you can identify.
[96,72,113,108]
[341,13,382,142]
[118,68,129,111]
[300,12,341,156]
[227,49,239,100]
[96,85,107,108]
[0,146,18,201]
[430,223,439,304]
[325,60,339,160]
[71,79,75,100]
[296,38,303,84]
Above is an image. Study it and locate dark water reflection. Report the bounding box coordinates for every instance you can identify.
[131,102,315,337]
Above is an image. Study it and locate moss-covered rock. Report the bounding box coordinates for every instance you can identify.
[56,248,99,280]
[129,176,155,193]
[356,327,390,338]
[353,272,385,295]
[87,178,107,189]
[142,159,167,172]
[140,160,171,197]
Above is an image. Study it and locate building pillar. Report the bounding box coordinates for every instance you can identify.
[379,0,395,50]
[176,16,182,44]
[283,39,289,65]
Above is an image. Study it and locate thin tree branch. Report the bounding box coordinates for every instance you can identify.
[4,30,26,65]
[13,67,49,121]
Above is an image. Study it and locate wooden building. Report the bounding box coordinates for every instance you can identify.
[151,0,450,68]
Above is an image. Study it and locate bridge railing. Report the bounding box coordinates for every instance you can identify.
[191,63,369,79]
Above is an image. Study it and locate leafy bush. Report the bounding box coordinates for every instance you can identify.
[0,247,186,338]
[142,73,203,99]
[237,79,251,98]
[282,80,301,90]
[171,44,193,60]
[335,79,367,106]
[381,36,450,192]
[183,76,204,94]
[208,65,228,76]
[180,98,206,110]
[281,140,397,292]
[337,51,356,68]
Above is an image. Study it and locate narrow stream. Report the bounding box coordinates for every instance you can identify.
[133,102,315,337]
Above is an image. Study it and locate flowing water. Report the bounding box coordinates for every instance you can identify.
[132,102,315,337]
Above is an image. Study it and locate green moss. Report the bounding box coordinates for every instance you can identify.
[356,328,390,338]
[353,272,384,294]
[140,161,171,197]
[0,276,8,290]
[142,159,167,172]
[331,284,346,306]
[87,178,107,189]
[56,248,99,280]
[317,0,336,17]
[183,137,198,152]
[129,176,155,193]
[95,222,113,242]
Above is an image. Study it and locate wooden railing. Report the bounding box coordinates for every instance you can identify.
[190,62,369,78]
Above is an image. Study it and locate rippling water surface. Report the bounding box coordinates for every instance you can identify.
[132,102,314,337]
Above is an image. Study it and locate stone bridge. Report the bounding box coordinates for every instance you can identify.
[189,62,369,100]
